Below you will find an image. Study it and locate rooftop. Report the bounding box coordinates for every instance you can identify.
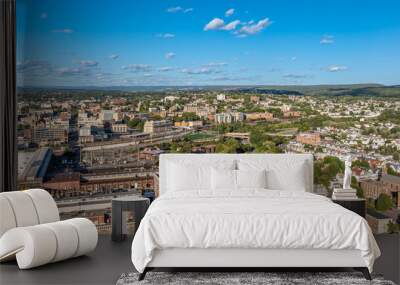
[381,174,400,184]
[18,147,52,180]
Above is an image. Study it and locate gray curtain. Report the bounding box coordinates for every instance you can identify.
[0,0,17,192]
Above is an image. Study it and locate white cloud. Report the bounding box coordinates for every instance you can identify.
[79,60,98,67]
[225,8,234,17]
[181,67,219,75]
[327,65,348,72]
[167,6,182,13]
[158,67,174,72]
[16,60,53,75]
[204,18,225,31]
[211,75,255,81]
[167,6,193,13]
[283,73,308,79]
[156,33,175,39]
[204,16,270,36]
[165,52,176,60]
[204,62,228,67]
[236,18,271,35]
[121,64,151,72]
[204,18,241,31]
[320,35,335,44]
[53,28,73,33]
[222,20,241,31]
[109,54,119,60]
[56,67,90,76]
[40,12,47,19]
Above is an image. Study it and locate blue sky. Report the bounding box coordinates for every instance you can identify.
[16,0,400,87]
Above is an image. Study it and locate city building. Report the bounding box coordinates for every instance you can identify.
[18,147,52,190]
[215,113,233,124]
[215,112,244,124]
[245,112,273,121]
[33,127,68,146]
[223,132,250,144]
[296,132,321,146]
[283,111,301,118]
[217,94,226,101]
[43,173,81,199]
[143,120,173,134]
[100,110,114,123]
[139,147,165,161]
[112,123,128,133]
[250,95,260,103]
[361,175,400,209]
[174,121,203,128]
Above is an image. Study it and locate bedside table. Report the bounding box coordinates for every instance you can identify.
[112,196,150,242]
[332,198,366,218]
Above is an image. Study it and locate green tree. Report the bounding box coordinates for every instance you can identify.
[250,128,265,147]
[128,118,144,130]
[376,193,392,211]
[351,176,364,198]
[387,221,400,234]
[266,108,283,118]
[175,112,200,122]
[314,156,344,188]
[216,138,240,153]
[352,159,370,170]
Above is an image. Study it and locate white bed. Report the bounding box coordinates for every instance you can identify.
[131,154,380,280]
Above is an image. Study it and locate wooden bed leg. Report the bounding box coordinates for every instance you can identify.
[354,267,372,280]
[138,268,148,281]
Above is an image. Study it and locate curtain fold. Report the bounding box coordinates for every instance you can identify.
[0,0,17,192]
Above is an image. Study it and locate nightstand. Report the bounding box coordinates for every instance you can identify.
[112,196,150,242]
[332,198,366,218]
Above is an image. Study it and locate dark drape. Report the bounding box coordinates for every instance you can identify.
[0,0,17,192]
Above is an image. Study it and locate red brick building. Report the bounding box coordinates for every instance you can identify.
[361,175,400,209]
[43,173,81,199]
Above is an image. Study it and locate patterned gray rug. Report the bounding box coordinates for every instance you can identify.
[116,271,395,285]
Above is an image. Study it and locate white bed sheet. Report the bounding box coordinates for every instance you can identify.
[131,190,380,273]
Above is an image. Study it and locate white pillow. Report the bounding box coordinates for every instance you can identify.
[167,163,210,191]
[266,162,306,191]
[236,169,267,189]
[211,168,237,190]
[167,160,236,192]
[238,159,307,191]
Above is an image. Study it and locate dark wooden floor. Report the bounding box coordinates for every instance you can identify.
[0,234,398,285]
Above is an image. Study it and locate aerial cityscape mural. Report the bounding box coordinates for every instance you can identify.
[16,0,400,236]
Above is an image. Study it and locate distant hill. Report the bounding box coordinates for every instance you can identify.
[234,84,400,97]
[18,84,400,97]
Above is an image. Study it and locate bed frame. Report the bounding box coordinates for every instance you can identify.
[139,154,372,281]
[139,248,371,280]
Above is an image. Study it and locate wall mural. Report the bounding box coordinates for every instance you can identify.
[16,0,400,235]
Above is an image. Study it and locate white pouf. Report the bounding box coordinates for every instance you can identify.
[0,189,98,269]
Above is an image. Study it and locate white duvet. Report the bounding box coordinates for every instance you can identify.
[131,190,380,273]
